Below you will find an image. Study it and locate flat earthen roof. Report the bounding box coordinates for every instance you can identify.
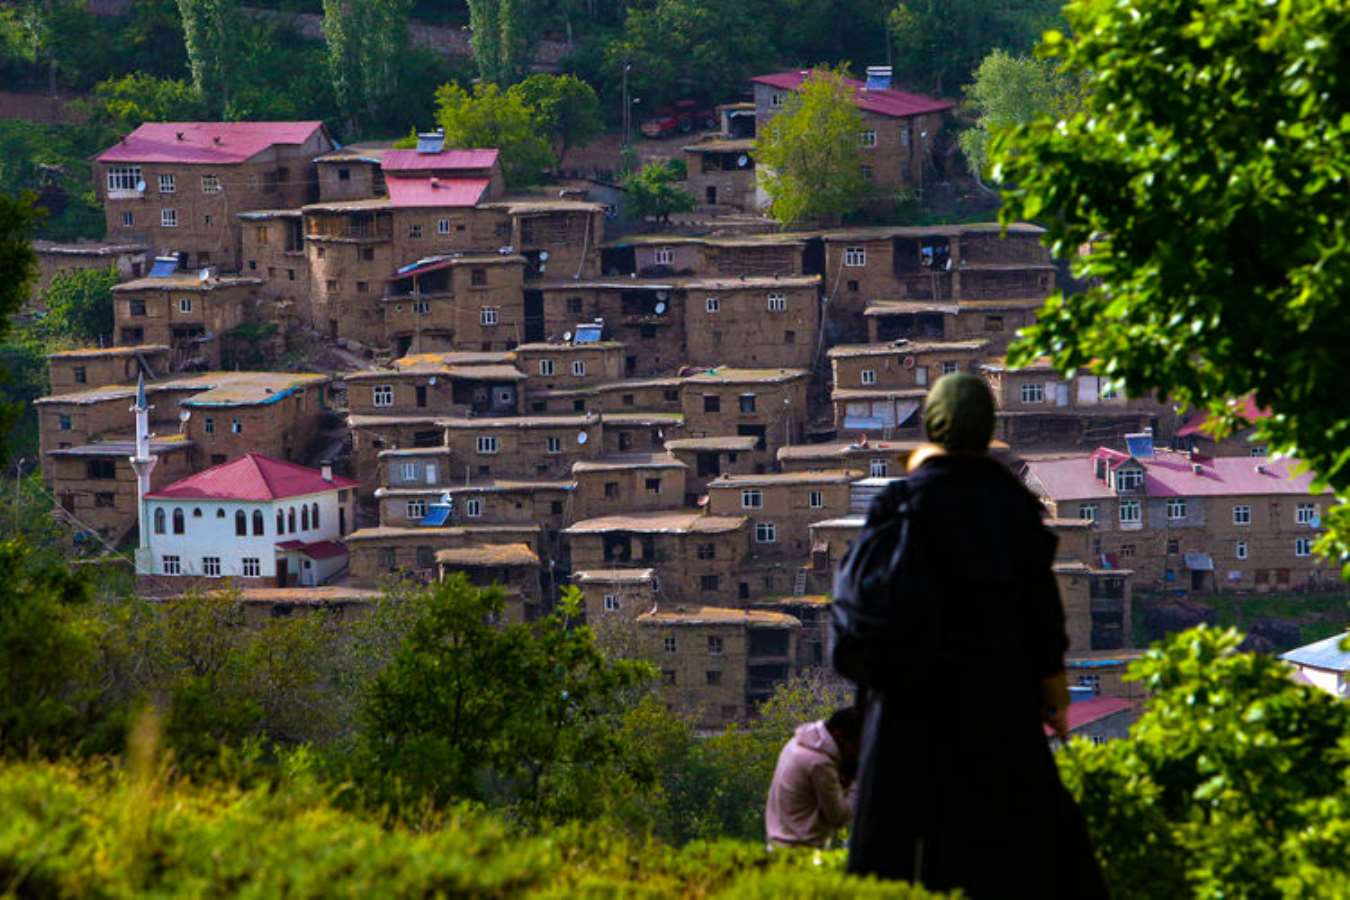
[48,344,169,359]
[573,568,657,584]
[828,339,989,358]
[343,524,540,542]
[637,606,800,627]
[684,367,809,385]
[564,511,746,535]
[37,371,326,407]
[112,273,262,291]
[572,453,686,473]
[665,435,761,452]
[707,469,859,487]
[778,440,921,460]
[440,414,598,429]
[830,387,929,402]
[435,543,539,567]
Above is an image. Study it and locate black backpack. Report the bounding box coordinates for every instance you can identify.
[829,478,939,692]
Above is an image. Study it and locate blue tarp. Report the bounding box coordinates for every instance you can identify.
[419,505,452,526]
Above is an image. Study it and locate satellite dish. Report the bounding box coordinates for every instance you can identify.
[563,331,573,342]
[737,155,749,168]
[654,302,667,316]
[179,409,191,422]
[199,268,210,282]
[428,376,437,385]
[539,250,550,262]
[576,431,589,445]
[135,180,147,192]
[903,355,916,369]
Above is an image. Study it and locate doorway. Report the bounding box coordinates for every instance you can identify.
[705,185,717,205]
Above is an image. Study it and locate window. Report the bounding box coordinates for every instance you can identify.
[476,435,499,454]
[603,481,620,500]
[739,394,756,413]
[408,223,423,239]
[107,166,143,192]
[437,218,450,235]
[201,175,221,193]
[985,315,1005,332]
[216,508,226,519]
[1236,540,1248,560]
[154,508,166,534]
[121,211,134,227]
[129,299,146,316]
[178,297,192,313]
[706,635,724,656]
[767,292,786,312]
[756,521,777,543]
[1295,537,1313,557]
[546,437,561,454]
[162,555,180,575]
[87,459,116,479]
[706,296,719,313]
[741,489,763,509]
[915,366,929,387]
[603,594,620,612]
[700,575,719,591]
[1020,383,1045,404]
[1078,503,1098,523]
[703,395,721,413]
[379,547,397,571]
[847,279,859,292]
[654,247,674,265]
[770,91,784,108]
[242,558,261,577]
[158,173,175,194]
[465,498,483,518]
[235,510,247,536]
[697,543,715,560]
[372,385,393,407]
[539,359,555,376]
[203,417,215,435]
[869,458,888,478]
[1119,500,1141,524]
[809,490,824,509]
[645,477,662,495]
[662,670,677,685]
[94,492,114,508]
[480,307,498,326]
[1296,503,1318,525]
[311,503,320,529]
[1233,505,1251,525]
[471,267,487,286]
[1116,469,1143,491]
[1167,498,1187,520]
[161,208,178,228]
[663,636,677,653]
[861,129,877,147]
[942,361,960,375]
[361,247,375,261]
[204,215,213,226]
[277,509,284,533]
[1250,446,1268,457]
[253,510,264,535]
[202,556,221,577]
[565,296,584,314]
[230,418,242,434]
[571,360,587,377]
[1120,544,1136,558]
[288,507,297,532]
[1166,539,1179,554]
[407,499,426,519]
[785,330,796,344]
[844,246,866,267]
[706,670,722,686]
[336,167,351,181]
[58,414,72,431]
[861,369,877,385]
[860,164,873,181]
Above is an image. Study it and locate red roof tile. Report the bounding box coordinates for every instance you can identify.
[1177,395,1271,438]
[1027,449,1324,501]
[148,453,359,501]
[96,122,325,165]
[751,71,954,118]
[381,149,499,172]
[385,176,491,208]
[277,539,348,560]
[1044,697,1133,737]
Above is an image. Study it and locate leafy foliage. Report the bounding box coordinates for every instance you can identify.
[0,194,38,463]
[623,159,695,223]
[322,0,414,134]
[77,73,208,150]
[995,0,1350,571]
[887,0,1061,95]
[958,49,1076,178]
[1059,626,1350,896]
[430,81,555,186]
[512,73,604,160]
[39,266,119,345]
[755,66,868,226]
[176,0,237,116]
[466,0,532,86]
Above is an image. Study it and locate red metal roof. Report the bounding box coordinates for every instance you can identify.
[1026,449,1324,501]
[385,176,491,208]
[381,149,499,172]
[751,71,954,118]
[1044,697,1134,737]
[96,121,325,165]
[1177,395,1271,438]
[147,453,359,501]
[277,539,348,560]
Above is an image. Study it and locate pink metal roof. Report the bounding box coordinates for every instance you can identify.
[381,149,499,172]
[751,71,954,118]
[1026,449,1324,501]
[385,176,490,208]
[96,121,325,165]
[1177,395,1271,438]
[1044,697,1133,737]
[148,453,359,501]
[277,539,348,560]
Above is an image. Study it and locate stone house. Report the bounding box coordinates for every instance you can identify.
[563,511,749,605]
[29,241,147,309]
[599,411,685,455]
[94,121,332,270]
[535,280,687,378]
[828,338,990,433]
[376,478,574,537]
[177,372,330,468]
[638,605,799,727]
[436,543,543,622]
[705,471,858,561]
[514,340,627,394]
[573,568,659,623]
[47,344,170,396]
[1023,439,1333,593]
[344,523,542,586]
[442,413,604,482]
[238,209,310,326]
[313,145,388,203]
[45,438,194,541]
[680,368,810,466]
[112,270,261,369]
[348,413,445,493]
[683,276,821,370]
[1174,396,1272,458]
[345,358,525,418]
[664,435,761,500]
[606,233,808,280]
[682,137,757,209]
[749,595,832,669]
[571,453,688,519]
[777,439,921,477]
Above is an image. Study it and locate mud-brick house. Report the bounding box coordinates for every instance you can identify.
[47,345,170,396]
[705,471,859,561]
[683,276,821,370]
[346,356,525,418]
[682,137,758,210]
[238,209,310,326]
[680,368,810,467]
[442,413,604,481]
[176,371,331,468]
[46,437,194,541]
[564,511,749,605]
[344,522,542,586]
[828,339,990,434]
[436,543,543,622]
[570,453,688,519]
[94,121,333,270]
[664,435,761,500]
[29,241,148,309]
[777,439,921,477]
[384,254,528,355]
[112,267,261,369]
[573,568,659,624]
[515,339,627,394]
[313,145,389,203]
[638,605,799,727]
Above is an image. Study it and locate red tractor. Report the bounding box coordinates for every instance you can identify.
[641,99,717,138]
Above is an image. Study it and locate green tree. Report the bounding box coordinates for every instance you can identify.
[176,0,237,116]
[0,194,38,464]
[995,0,1350,568]
[79,74,207,148]
[321,0,413,134]
[887,0,1060,95]
[40,266,118,345]
[959,49,1077,179]
[623,160,695,224]
[431,81,555,186]
[358,577,652,814]
[466,0,532,86]
[755,66,868,227]
[511,73,603,161]
[1058,626,1350,895]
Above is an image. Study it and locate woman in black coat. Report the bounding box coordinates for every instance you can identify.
[840,372,1108,898]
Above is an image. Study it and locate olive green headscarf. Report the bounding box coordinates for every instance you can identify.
[922,371,995,453]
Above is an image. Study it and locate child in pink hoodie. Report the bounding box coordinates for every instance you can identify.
[765,707,863,848]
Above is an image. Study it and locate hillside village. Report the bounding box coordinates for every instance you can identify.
[19,64,1333,731]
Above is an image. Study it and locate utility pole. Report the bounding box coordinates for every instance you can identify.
[622,62,632,148]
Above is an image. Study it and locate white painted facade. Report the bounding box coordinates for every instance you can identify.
[145,490,345,579]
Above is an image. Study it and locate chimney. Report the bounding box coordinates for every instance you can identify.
[430,177,440,188]
[1255,463,1268,475]
[865,66,893,92]
[176,131,184,141]
[321,461,333,482]
[1192,463,1204,475]
[212,136,222,145]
